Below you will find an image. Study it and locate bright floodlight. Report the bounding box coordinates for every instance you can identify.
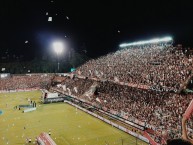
[53,41,64,54]
[119,36,173,48]
[52,41,65,72]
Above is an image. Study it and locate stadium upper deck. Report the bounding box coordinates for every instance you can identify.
[75,44,193,92]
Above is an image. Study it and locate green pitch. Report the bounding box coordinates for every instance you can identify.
[0,91,148,145]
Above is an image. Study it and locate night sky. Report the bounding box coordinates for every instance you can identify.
[0,0,193,60]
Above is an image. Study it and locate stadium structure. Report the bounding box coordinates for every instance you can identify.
[0,37,193,145]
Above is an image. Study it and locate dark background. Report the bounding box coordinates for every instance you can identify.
[0,0,193,60]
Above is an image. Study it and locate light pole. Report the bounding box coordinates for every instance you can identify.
[53,41,64,72]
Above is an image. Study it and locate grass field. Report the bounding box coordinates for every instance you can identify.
[0,91,148,145]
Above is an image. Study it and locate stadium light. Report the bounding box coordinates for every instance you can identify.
[119,36,173,48]
[52,41,64,72]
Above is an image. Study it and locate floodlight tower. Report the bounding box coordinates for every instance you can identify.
[53,41,64,72]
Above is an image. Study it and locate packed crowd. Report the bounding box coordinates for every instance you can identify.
[52,76,193,144]
[75,44,193,92]
[91,81,193,142]
[0,74,53,90]
[53,76,94,98]
[1,43,193,144]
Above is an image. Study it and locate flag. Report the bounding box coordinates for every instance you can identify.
[67,88,71,95]
[95,70,98,75]
[74,87,78,93]
[89,70,92,75]
[114,76,119,82]
[62,85,66,91]
[83,83,97,100]
[78,70,81,75]
[102,107,107,111]
[96,97,101,103]
[120,82,124,85]
[70,73,74,79]
[110,110,117,115]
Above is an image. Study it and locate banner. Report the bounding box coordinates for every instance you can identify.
[82,83,98,100]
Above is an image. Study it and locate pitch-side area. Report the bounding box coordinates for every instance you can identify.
[0,91,148,145]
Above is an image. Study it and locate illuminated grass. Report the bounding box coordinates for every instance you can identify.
[0,91,148,145]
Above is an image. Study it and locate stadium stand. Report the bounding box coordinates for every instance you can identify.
[75,44,193,92]
[51,44,193,144]
[0,44,193,145]
[0,74,53,90]
[52,76,193,144]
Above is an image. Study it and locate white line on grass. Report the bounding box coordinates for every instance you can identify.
[61,136,70,145]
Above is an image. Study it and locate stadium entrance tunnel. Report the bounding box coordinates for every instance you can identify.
[0,110,3,115]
